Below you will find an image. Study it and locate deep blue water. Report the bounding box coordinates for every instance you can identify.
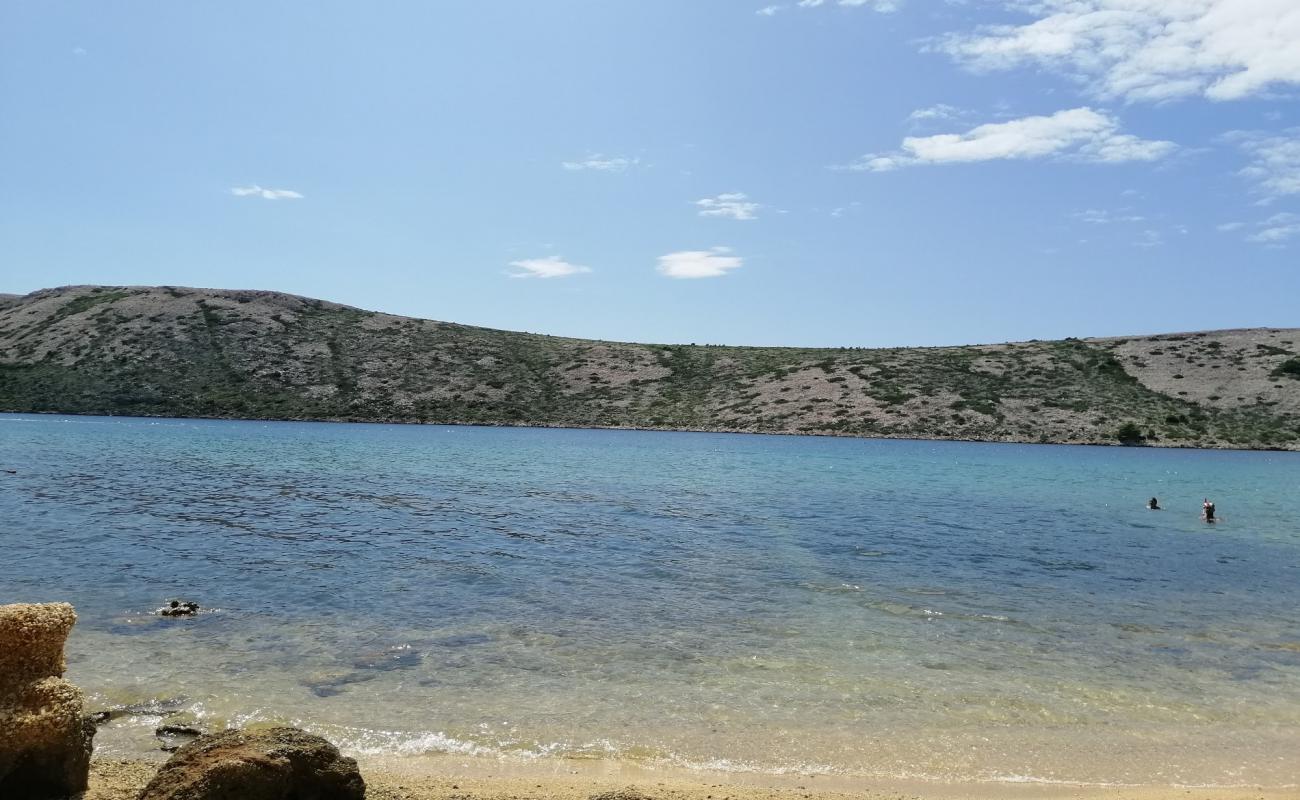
[1,414,1298,784]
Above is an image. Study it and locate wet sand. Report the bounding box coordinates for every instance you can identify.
[83,756,1299,800]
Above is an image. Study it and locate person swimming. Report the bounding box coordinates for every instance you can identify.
[1202,498,1216,522]
[1148,497,1160,510]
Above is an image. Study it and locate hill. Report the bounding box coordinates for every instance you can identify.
[1,285,1297,449]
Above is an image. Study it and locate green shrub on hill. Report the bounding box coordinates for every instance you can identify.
[1115,422,1145,445]
[1273,358,1300,379]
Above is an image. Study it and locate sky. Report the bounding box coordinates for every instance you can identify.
[2,1,1298,348]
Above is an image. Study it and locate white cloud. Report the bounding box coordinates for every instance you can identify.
[756,5,783,15]
[1245,212,1300,243]
[1087,133,1177,162]
[657,247,743,279]
[507,256,592,279]
[695,192,760,221]
[1072,208,1145,224]
[1134,229,1164,248]
[230,185,303,200]
[1218,212,1300,244]
[562,154,639,172]
[844,108,1175,171]
[1229,129,1300,199]
[934,1,1300,103]
[797,0,899,9]
[907,103,968,123]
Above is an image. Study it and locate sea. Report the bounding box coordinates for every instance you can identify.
[1,413,1298,787]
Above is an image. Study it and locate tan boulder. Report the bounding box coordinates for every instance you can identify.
[137,726,365,800]
[0,602,95,798]
[0,602,75,684]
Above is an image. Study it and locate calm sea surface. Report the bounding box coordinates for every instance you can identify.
[2,414,1298,786]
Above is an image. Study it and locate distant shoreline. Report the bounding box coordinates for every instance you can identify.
[5,409,1299,453]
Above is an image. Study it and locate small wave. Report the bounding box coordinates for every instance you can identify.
[979,773,1140,787]
[331,727,499,758]
[305,723,628,762]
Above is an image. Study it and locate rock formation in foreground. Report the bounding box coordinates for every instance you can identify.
[0,602,95,798]
[137,726,366,800]
[1,285,1297,449]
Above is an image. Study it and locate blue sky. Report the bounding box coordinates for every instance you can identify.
[2,1,1298,347]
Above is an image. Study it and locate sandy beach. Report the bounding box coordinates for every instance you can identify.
[82,755,1300,800]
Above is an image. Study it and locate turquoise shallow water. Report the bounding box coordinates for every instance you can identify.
[2,414,1299,785]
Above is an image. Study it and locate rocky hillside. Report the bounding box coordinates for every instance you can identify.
[1,285,1297,449]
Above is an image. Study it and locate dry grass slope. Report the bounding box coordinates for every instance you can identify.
[1,285,1297,449]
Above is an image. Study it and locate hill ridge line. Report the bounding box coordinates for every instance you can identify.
[6,284,1291,351]
[1,285,1296,450]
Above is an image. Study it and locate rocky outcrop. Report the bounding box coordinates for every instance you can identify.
[0,602,95,798]
[137,726,365,800]
[157,600,200,618]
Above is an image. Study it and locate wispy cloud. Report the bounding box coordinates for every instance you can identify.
[561,154,639,172]
[907,104,968,124]
[1134,229,1164,248]
[1072,208,1145,224]
[231,185,303,200]
[695,192,760,221]
[933,0,1300,103]
[1245,213,1300,244]
[842,108,1175,171]
[657,247,743,279]
[797,0,899,10]
[756,5,783,15]
[507,256,593,279]
[1228,129,1300,200]
[1216,214,1300,244]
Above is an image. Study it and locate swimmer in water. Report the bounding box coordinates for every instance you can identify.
[1148,497,1160,510]
[1202,498,1216,523]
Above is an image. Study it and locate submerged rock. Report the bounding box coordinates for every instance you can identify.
[87,696,191,726]
[302,644,423,697]
[155,724,204,752]
[0,602,95,798]
[433,632,492,649]
[350,644,421,672]
[301,669,376,698]
[137,726,365,800]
